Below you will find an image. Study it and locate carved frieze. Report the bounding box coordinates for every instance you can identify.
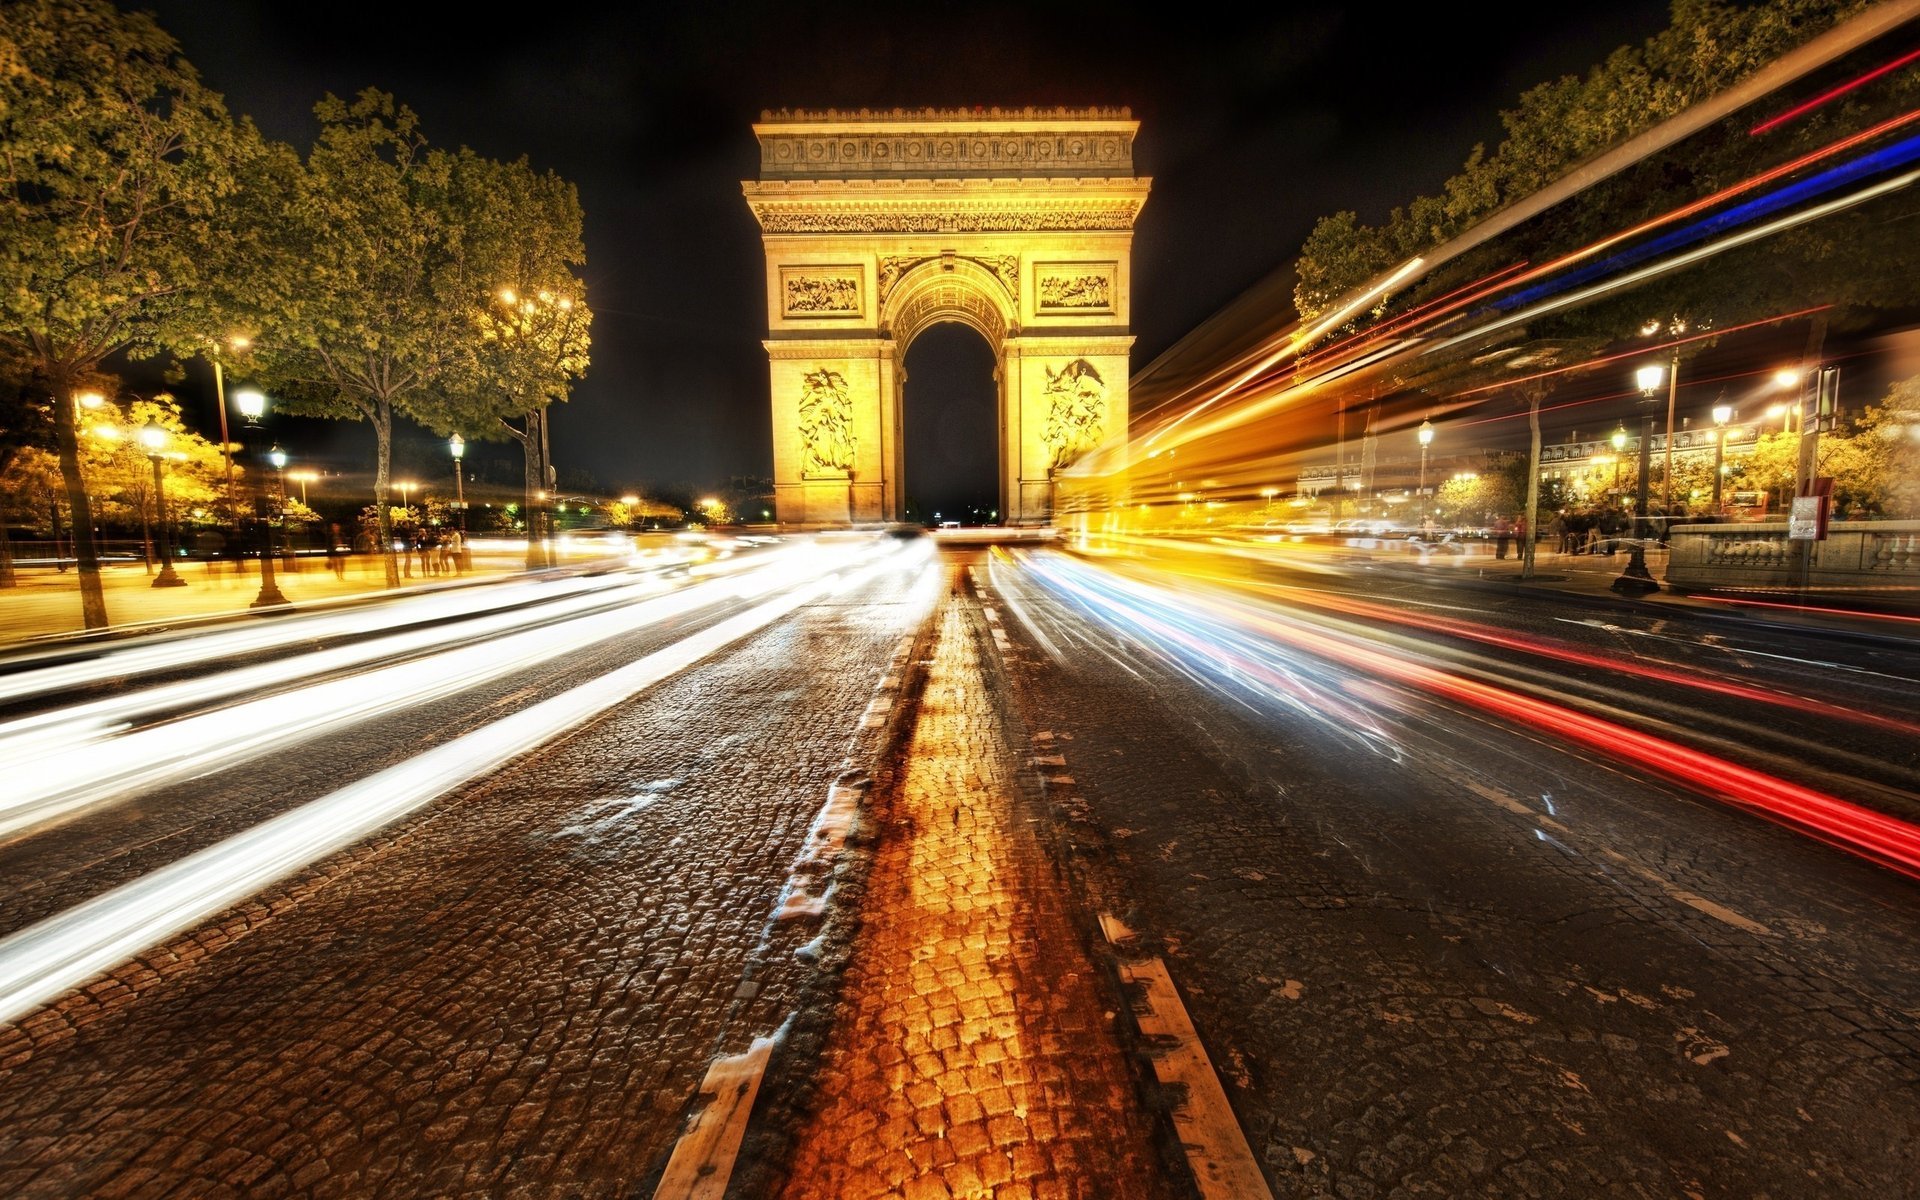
[758,131,1135,179]
[1036,263,1116,314]
[798,367,857,476]
[752,204,1142,234]
[780,266,863,318]
[1041,359,1107,472]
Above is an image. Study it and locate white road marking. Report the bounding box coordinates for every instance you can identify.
[652,1034,776,1200]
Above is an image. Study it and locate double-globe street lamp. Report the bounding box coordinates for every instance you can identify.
[449,434,467,531]
[1417,419,1434,528]
[136,421,187,588]
[1612,363,1667,594]
[233,388,287,608]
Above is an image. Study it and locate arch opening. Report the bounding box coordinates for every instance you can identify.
[902,322,1000,526]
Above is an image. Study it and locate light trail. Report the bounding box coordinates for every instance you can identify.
[1009,551,1920,881]
[1750,44,1920,134]
[0,571,620,704]
[1419,166,1920,357]
[0,540,890,841]
[0,540,937,1026]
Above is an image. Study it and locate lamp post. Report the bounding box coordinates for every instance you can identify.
[1261,487,1278,515]
[1710,403,1733,512]
[232,389,287,608]
[268,445,288,495]
[137,421,188,588]
[288,470,318,506]
[396,480,417,516]
[1610,425,1628,493]
[449,434,467,530]
[1416,419,1434,527]
[1612,364,1665,594]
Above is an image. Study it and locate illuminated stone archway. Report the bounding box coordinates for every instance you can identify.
[744,108,1150,525]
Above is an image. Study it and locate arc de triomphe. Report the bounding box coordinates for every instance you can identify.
[743,107,1149,525]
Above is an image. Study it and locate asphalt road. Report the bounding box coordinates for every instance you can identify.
[1,535,1916,1198]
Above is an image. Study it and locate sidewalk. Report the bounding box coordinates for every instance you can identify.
[0,546,529,646]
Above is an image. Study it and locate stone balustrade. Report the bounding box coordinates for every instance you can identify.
[1665,520,1920,601]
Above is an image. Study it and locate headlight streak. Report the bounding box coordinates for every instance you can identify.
[1013,552,1401,756]
[0,559,877,1028]
[1186,568,1920,741]
[0,573,680,748]
[0,542,875,842]
[1013,551,1920,881]
[0,572,621,704]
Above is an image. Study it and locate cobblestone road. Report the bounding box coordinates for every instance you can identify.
[777,572,1171,1200]
[0,561,934,1199]
[980,549,1920,1198]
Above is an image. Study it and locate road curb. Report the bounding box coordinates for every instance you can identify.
[964,559,1267,1200]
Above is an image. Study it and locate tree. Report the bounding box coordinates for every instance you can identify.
[0,0,253,625]
[245,91,475,587]
[450,152,593,570]
[1291,0,1864,324]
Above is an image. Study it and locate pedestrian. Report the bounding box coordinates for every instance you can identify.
[1493,515,1512,559]
[326,523,346,580]
[1549,512,1568,554]
[1515,513,1529,557]
[447,527,466,575]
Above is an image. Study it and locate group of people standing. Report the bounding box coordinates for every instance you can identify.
[1487,509,1643,559]
[402,525,466,578]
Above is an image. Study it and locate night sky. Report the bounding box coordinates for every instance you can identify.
[132,0,1677,516]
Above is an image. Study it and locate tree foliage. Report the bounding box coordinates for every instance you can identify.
[1291,0,1871,323]
[0,0,253,623]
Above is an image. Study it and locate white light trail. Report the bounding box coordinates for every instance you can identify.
[0,543,874,840]
[0,540,930,1026]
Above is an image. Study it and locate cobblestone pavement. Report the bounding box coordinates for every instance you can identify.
[0,561,932,1199]
[778,569,1173,1200]
[979,549,1920,1198]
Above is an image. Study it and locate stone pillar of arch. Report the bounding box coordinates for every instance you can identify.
[744,107,1150,526]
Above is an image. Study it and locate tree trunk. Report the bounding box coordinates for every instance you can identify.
[373,399,400,587]
[537,405,555,567]
[502,411,543,570]
[1521,394,1543,580]
[49,374,109,627]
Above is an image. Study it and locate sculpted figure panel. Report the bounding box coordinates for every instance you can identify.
[1042,359,1107,472]
[798,368,857,476]
[782,269,862,317]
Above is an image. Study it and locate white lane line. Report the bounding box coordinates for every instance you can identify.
[652,1034,776,1200]
[0,577,837,1027]
[1102,916,1274,1200]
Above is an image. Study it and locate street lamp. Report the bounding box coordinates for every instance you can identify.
[1417,419,1434,526]
[137,422,187,588]
[1612,363,1665,594]
[268,444,288,494]
[395,480,417,515]
[232,389,287,608]
[1261,487,1278,514]
[449,434,467,530]
[1710,403,1733,512]
[1610,425,1628,492]
[287,470,318,506]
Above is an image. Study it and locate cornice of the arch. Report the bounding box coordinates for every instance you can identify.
[881,257,1017,349]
